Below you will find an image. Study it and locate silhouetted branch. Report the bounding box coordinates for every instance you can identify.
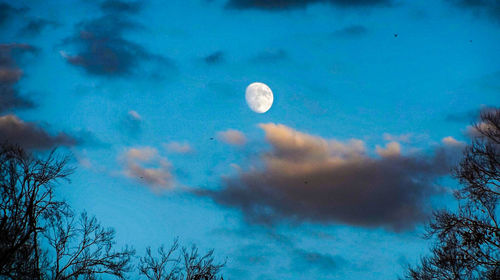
[138,240,225,280]
[404,109,500,280]
[43,211,135,280]
[0,144,72,278]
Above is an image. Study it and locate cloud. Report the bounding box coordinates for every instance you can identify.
[0,2,28,26]
[466,120,496,138]
[0,114,77,150]
[382,133,412,143]
[447,106,499,137]
[0,43,36,113]
[19,18,59,37]
[441,136,465,147]
[447,0,500,22]
[120,147,175,190]
[199,123,461,231]
[128,110,141,121]
[204,51,224,64]
[291,249,346,273]
[164,141,193,154]
[375,141,401,157]
[61,1,171,77]
[226,0,392,10]
[118,110,143,136]
[75,149,93,169]
[332,25,368,37]
[251,49,288,63]
[217,129,247,146]
[100,0,142,14]
[445,106,497,123]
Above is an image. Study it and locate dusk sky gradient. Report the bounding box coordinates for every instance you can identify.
[1,0,499,279]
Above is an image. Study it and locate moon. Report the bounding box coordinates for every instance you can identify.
[245,82,273,113]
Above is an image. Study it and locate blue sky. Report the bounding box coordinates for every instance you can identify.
[1,0,499,279]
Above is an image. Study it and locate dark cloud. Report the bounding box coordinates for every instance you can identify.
[0,115,77,150]
[445,106,497,123]
[0,43,36,113]
[291,249,346,272]
[100,0,142,14]
[447,0,500,22]
[61,1,171,77]
[0,2,27,26]
[204,51,224,64]
[332,25,368,37]
[226,0,392,10]
[19,19,59,37]
[198,124,462,231]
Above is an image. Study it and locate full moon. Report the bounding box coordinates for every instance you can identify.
[245,82,273,113]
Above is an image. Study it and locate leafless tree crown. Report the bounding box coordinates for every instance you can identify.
[405,109,500,280]
[139,239,225,280]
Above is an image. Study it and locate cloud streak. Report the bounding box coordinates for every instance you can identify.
[291,249,346,273]
[164,141,194,154]
[447,0,500,22]
[204,51,224,65]
[332,25,368,37]
[226,0,392,11]
[19,19,58,37]
[199,123,461,231]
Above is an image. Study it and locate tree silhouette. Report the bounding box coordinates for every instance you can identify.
[0,144,134,279]
[43,211,135,279]
[139,239,225,280]
[405,109,500,279]
[0,145,71,278]
[0,144,225,279]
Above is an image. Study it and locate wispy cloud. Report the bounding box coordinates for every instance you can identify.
[0,2,28,26]
[291,248,346,273]
[447,0,500,22]
[164,141,194,154]
[0,43,36,113]
[332,25,368,37]
[226,0,392,11]
[251,49,287,63]
[100,0,142,14]
[382,133,412,143]
[204,51,225,65]
[120,147,175,191]
[120,110,143,136]
[217,129,247,146]
[19,18,59,37]
[445,106,497,123]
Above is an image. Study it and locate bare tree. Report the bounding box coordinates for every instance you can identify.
[43,211,135,280]
[405,109,500,279]
[139,240,224,280]
[0,144,134,280]
[139,239,181,280]
[181,245,224,280]
[0,145,71,278]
